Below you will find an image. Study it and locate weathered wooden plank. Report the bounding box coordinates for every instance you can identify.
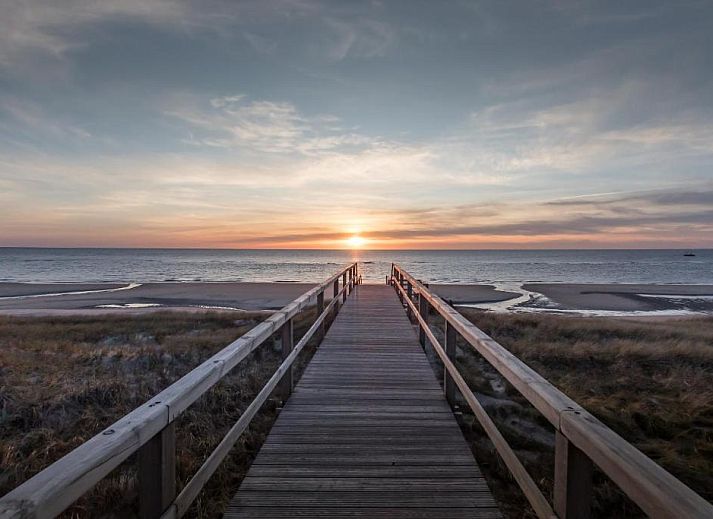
[245,465,484,478]
[225,285,501,519]
[224,507,503,519]
[230,491,497,507]
[239,477,489,491]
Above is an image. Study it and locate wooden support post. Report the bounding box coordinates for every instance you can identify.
[278,319,294,401]
[406,281,413,319]
[316,291,325,341]
[554,430,594,519]
[444,321,457,406]
[342,273,347,302]
[333,279,339,320]
[138,422,176,519]
[418,293,428,347]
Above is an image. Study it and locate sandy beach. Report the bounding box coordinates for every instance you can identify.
[524,283,713,312]
[0,282,520,315]
[1,281,712,316]
[0,282,322,314]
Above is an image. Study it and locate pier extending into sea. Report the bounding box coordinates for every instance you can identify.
[1,263,712,518]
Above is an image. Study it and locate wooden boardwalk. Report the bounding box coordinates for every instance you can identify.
[225,284,500,518]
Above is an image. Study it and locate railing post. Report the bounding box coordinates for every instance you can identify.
[138,422,176,519]
[554,430,593,519]
[444,321,457,405]
[342,272,347,302]
[406,280,413,319]
[278,318,294,401]
[418,292,428,347]
[316,290,325,341]
[333,279,339,319]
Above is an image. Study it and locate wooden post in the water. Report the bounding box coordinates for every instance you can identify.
[554,431,593,519]
[279,319,294,400]
[444,321,457,405]
[138,422,176,519]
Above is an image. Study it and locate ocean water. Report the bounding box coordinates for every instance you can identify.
[1,248,712,285]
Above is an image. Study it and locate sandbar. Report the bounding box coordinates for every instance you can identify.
[523,283,713,312]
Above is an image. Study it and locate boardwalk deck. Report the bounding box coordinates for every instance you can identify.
[224,284,501,519]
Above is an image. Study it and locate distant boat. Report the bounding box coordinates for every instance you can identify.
[683,252,696,257]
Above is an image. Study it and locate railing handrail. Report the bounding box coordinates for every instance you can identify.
[392,264,713,519]
[0,263,359,519]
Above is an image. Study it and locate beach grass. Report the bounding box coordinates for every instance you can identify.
[2,310,712,518]
[0,310,322,518]
[446,310,713,518]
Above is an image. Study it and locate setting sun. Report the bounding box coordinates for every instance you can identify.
[345,235,367,249]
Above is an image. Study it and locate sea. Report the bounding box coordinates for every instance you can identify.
[1,248,712,285]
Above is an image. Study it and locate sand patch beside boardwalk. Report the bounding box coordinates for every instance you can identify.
[0,282,325,313]
[0,282,522,315]
[524,283,713,312]
[430,284,521,304]
[3,281,713,315]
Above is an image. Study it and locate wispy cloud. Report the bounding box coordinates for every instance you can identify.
[167,94,373,155]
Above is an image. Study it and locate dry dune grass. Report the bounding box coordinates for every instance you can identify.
[450,310,713,518]
[3,309,712,518]
[0,310,322,518]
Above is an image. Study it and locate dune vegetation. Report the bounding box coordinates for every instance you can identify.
[443,310,713,518]
[2,309,712,518]
[0,310,321,518]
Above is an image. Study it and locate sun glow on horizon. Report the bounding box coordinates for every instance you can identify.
[345,234,367,249]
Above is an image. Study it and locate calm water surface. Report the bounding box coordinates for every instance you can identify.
[1,248,712,284]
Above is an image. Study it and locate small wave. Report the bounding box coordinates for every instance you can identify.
[193,304,246,311]
[638,294,713,300]
[97,303,162,309]
[0,283,141,300]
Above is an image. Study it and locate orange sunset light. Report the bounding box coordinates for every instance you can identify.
[345,235,367,249]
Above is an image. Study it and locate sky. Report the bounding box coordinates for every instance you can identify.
[1,0,712,249]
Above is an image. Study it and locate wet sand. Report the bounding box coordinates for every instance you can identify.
[523,283,713,312]
[2,282,712,316]
[429,284,520,304]
[0,282,323,313]
[0,282,519,315]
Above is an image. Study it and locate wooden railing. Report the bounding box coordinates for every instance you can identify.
[0,263,361,519]
[390,264,713,519]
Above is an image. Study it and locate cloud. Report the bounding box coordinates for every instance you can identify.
[0,97,92,142]
[243,32,278,55]
[547,186,713,208]
[321,16,395,61]
[167,93,375,155]
[0,0,207,74]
